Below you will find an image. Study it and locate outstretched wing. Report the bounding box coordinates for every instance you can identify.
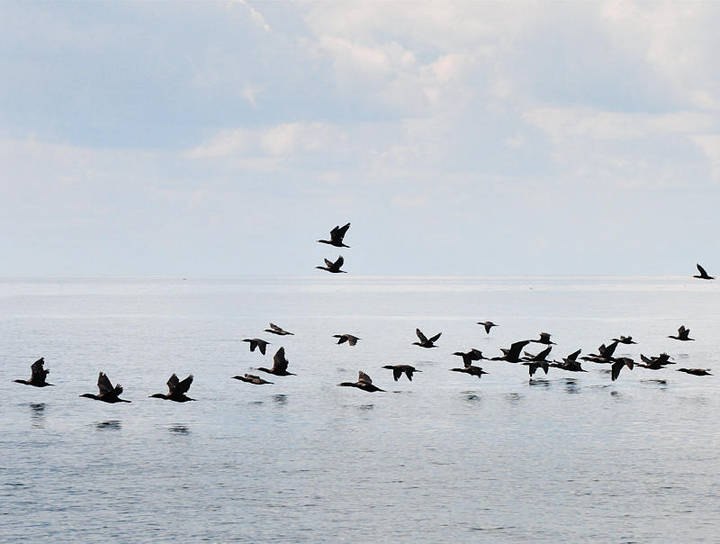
[697,263,708,277]
[269,323,282,332]
[334,255,344,268]
[416,328,428,343]
[566,349,582,362]
[392,367,402,381]
[273,347,289,373]
[30,358,46,381]
[405,368,414,381]
[536,346,552,360]
[508,340,530,360]
[330,223,351,243]
[429,332,442,343]
[324,259,334,268]
[97,372,114,394]
[167,373,180,393]
[358,371,372,384]
[176,375,193,395]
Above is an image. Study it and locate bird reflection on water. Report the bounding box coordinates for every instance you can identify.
[28,403,46,428]
[168,424,190,435]
[95,420,122,430]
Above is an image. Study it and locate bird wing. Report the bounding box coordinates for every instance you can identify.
[416,329,428,343]
[176,375,193,395]
[484,323,492,333]
[567,349,581,361]
[358,371,372,384]
[167,373,180,393]
[348,336,358,346]
[697,263,708,277]
[334,255,344,268]
[508,340,530,360]
[405,368,414,381]
[336,335,348,344]
[611,360,625,381]
[97,372,114,394]
[269,323,282,332]
[429,332,442,343]
[392,367,402,381]
[337,223,350,238]
[273,347,288,373]
[536,346,552,360]
[30,358,46,381]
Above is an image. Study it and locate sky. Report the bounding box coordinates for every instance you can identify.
[1,1,719,276]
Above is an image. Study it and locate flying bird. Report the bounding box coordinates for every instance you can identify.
[264,323,294,336]
[611,358,634,381]
[413,328,441,348]
[150,374,195,402]
[243,338,271,355]
[333,334,360,346]
[13,358,53,387]
[693,263,715,280]
[531,332,555,345]
[450,365,488,379]
[257,347,295,376]
[453,349,485,367]
[233,373,273,385]
[338,371,384,392]
[677,368,712,376]
[316,255,347,273]
[477,321,498,334]
[80,372,130,403]
[382,364,421,381]
[612,336,637,345]
[668,325,694,341]
[318,223,351,248]
[492,340,531,363]
[552,349,586,372]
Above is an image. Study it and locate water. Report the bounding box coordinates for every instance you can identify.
[1,276,719,542]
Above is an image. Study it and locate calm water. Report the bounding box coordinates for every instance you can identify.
[2,276,720,542]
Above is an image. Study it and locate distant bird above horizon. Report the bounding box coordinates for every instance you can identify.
[264,323,294,336]
[150,374,194,402]
[477,321,498,334]
[316,255,347,273]
[233,373,273,385]
[80,372,130,403]
[677,368,712,376]
[318,223,351,248]
[338,371,384,392]
[257,347,295,376]
[413,328,441,348]
[243,338,270,355]
[531,332,555,345]
[383,364,421,381]
[334,334,360,346]
[14,358,52,387]
[453,348,485,367]
[668,325,694,341]
[693,263,715,280]
[492,340,531,363]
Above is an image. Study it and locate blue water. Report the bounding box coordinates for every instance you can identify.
[2,276,719,542]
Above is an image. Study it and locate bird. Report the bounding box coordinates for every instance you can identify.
[233,373,273,385]
[611,357,634,381]
[452,349,485,367]
[80,372,130,403]
[333,334,360,346]
[581,341,619,363]
[531,332,555,345]
[413,328,441,348]
[677,368,712,376]
[150,374,195,402]
[552,349,586,372]
[257,347,295,376]
[264,323,294,336]
[668,325,694,341]
[640,353,674,367]
[316,255,347,273]
[612,335,637,345]
[477,321,498,334]
[492,340,531,363]
[524,361,550,377]
[450,365,488,379]
[693,263,715,280]
[338,371,384,392]
[243,338,271,355]
[522,346,553,362]
[13,358,52,387]
[382,364,421,381]
[318,223,351,248]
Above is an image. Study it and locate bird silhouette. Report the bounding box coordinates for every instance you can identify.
[243,338,271,355]
[233,373,273,385]
[318,223,351,248]
[382,364,421,381]
[150,374,195,402]
[264,323,294,336]
[257,347,295,376]
[338,371,384,392]
[413,328,441,348]
[693,263,715,280]
[80,372,130,403]
[316,255,347,273]
[668,325,694,341]
[333,334,360,346]
[477,321,498,334]
[13,358,52,387]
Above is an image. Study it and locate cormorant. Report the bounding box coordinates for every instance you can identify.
[257,347,295,376]
[233,373,273,385]
[612,336,637,345]
[531,332,555,345]
[243,338,271,355]
[80,372,130,403]
[318,223,351,248]
[477,321,498,334]
[338,371,384,392]
[264,323,294,336]
[13,358,52,387]
[581,341,619,363]
[150,374,195,402]
[552,349,586,372]
[693,263,715,280]
[450,365,488,378]
[492,340,531,363]
[413,328,441,348]
[668,325,694,341]
[316,255,347,273]
[611,357,634,381]
[677,368,712,376]
[382,364,421,381]
[452,348,485,367]
[333,334,360,346]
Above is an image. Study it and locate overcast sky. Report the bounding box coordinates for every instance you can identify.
[1,1,719,276]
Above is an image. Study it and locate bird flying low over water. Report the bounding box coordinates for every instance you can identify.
[338,371,384,392]
[316,255,347,273]
[150,374,195,402]
[264,323,294,336]
[581,341,619,363]
[382,364,421,381]
[492,340,531,363]
[80,372,130,403]
[552,349,586,372]
[233,373,273,385]
[413,328,441,348]
[453,349,485,367]
[257,347,295,376]
[531,332,555,345]
[693,263,715,280]
[450,365,488,379]
[639,353,674,369]
[668,325,694,341]
[477,321,498,334]
[677,368,712,376]
[612,336,637,345]
[611,358,634,381]
[14,358,52,387]
[334,334,360,346]
[318,223,351,248]
[243,338,271,355]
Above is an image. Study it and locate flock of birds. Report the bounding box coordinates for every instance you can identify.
[11,225,716,401]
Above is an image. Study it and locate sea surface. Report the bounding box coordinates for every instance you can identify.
[1,276,720,543]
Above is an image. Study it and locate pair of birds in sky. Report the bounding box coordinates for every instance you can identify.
[316,223,350,273]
